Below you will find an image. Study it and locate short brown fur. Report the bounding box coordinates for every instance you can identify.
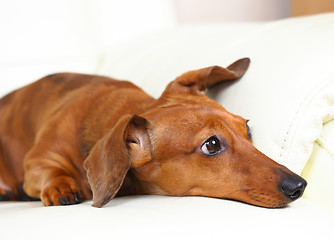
[0,58,306,207]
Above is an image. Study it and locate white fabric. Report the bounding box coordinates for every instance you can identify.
[302,119,334,212]
[0,0,176,98]
[1,196,333,240]
[98,13,334,175]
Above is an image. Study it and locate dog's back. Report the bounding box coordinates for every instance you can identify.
[0,73,153,198]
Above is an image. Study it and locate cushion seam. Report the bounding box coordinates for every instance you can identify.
[315,137,334,160]
[278,74,334,166]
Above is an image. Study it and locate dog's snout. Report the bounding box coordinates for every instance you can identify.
[279,175,307,201]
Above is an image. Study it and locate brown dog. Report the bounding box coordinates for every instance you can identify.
[0,58,307,207]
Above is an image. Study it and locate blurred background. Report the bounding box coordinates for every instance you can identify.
[0,0,334,96]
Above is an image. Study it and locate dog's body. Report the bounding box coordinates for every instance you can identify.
[0,58,307,207]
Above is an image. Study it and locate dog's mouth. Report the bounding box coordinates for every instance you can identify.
[185,188,290,208]
[229,177,307,208]
[218,187,289,208]
[242,189,290,208]
[231,169,308,208]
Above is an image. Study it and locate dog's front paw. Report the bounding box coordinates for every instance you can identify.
[41,177,83,206]
[0,188,14,201]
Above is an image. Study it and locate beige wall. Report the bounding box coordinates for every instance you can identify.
[292,0,334,16]
[173,0,291,23]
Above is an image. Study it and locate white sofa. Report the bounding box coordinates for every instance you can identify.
[1,10,334,240]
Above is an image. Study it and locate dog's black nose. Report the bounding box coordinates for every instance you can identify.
[280,175,307,201]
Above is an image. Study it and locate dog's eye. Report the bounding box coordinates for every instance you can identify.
[201,136,223,156]
[246,121,252,139]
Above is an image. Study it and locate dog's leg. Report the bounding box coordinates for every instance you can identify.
[39,175,83,206]
[23,146,84,206]
[0,142,17,201]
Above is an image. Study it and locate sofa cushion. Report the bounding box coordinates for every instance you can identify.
[302,119,334,212]
[0,196,333,239]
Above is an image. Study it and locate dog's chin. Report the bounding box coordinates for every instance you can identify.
[213,196,289,209]
[183,191,290,208]
[231,195,291,209]
[245,199,290,209]
[195,190,291,208]
[229,188,293,208]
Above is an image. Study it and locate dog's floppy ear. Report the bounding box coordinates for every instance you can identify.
[84,115,152,208]
[163,58,250,95]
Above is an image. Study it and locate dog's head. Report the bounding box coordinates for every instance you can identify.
[84,58,307,208]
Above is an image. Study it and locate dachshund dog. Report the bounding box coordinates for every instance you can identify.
[0,58,307,207]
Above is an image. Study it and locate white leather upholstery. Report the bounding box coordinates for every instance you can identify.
[0,196,333,240]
